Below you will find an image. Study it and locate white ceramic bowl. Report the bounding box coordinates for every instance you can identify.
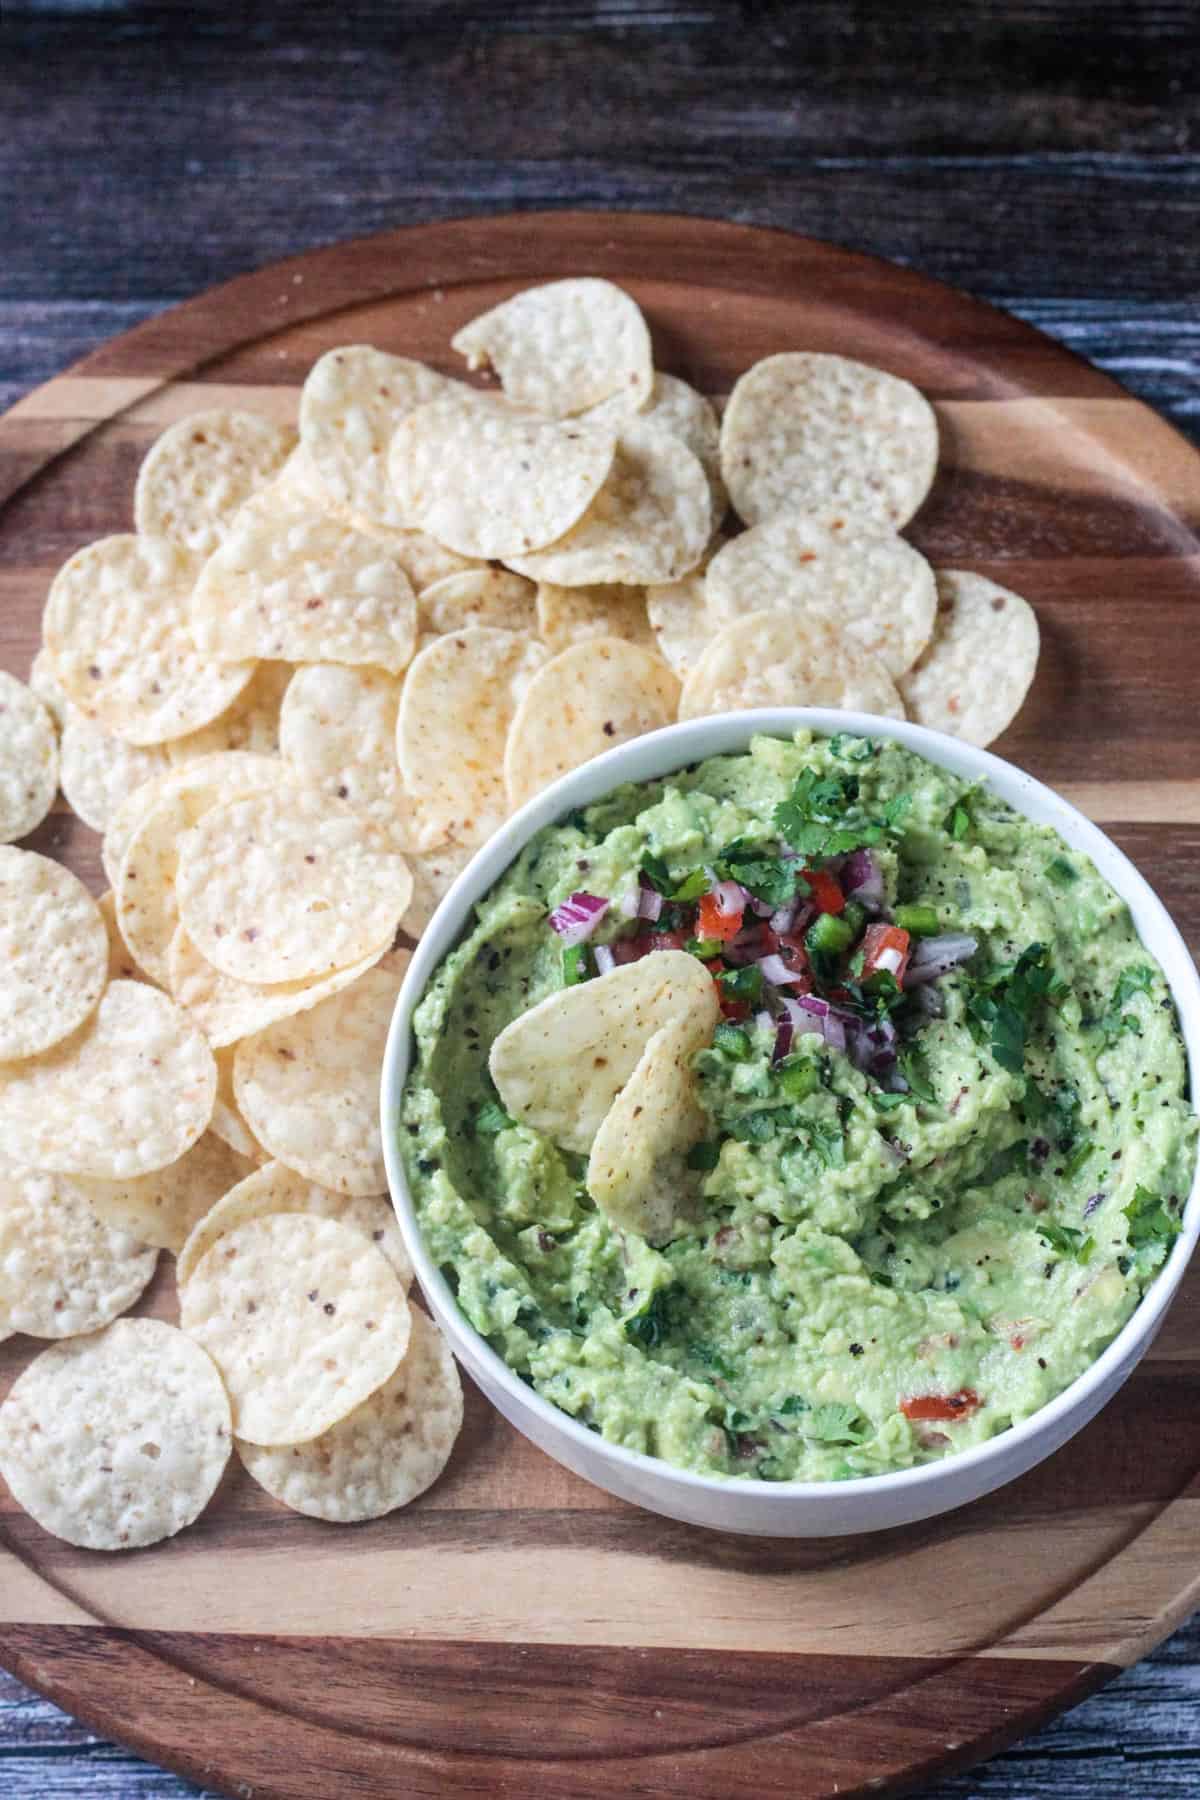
[381,711,1200,1536]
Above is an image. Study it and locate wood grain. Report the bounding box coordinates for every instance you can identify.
[1,211,1199,1800]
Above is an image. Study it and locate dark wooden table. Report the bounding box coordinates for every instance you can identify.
[1,3,1197,1794]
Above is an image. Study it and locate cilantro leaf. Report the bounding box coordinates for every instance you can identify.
[670,868,710,903]
[775,1393,810,1416]
[1124,1184,1181,1250]
[686,1140,721,1172]
[773,767,910,859]
[690,1340,736,1381]
[713,1021,752,1060]
[1037,1220,1095,1264]
[802,1119,845,1168]
[1101,964,1155,1040]
[639,851,673,895]
[729,1110,777,1144]
[475,1101,515,1135]
[897,1046,938,1104]
[624,1282,686,1349]
[712,837,799,907]
[968,943,1065,1076]
[949,803,970,840]
[1045,855,1078,886]
[828,733,875,763]
[804,1402,868,1444]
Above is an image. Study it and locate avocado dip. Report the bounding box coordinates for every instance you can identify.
[400,730,1196,1483]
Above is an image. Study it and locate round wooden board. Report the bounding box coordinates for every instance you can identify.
[2,212,1200,1800]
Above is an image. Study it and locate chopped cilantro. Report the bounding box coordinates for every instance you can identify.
[802,1119,846,1168]
[968,942,1065,1076]
[1058,1140,1094,1180]
[729,1110,777,1144]
[804,1402,868,1444]
[670,868,710,903]
[776,1056,819,1101]
[624,1283,685,1349]
[775,1394,810,1416]
[690,1340,736,1381]
[773,768,903,858]
[712,837,800,907]
[1101,964,1155,1040]
[871,1090,909,1113]
[639,851,673,895]
[720,964,763,1003]
[1045,855,1078,886]
[475,1101,515,1135]
[1037,1220,1095,1264]
[713,1021,752,1060]
[897,1046,938,1105]
[828,733,875,762]
[561,943,589,987]
[686,1139,721,1172]
[949,803,970,840]
[1124,1184,1181,1250]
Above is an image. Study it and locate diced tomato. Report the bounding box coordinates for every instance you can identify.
[861,922,911,986]
[900,1390,982,1423]
[802,867,845,915]
[774,930,811,974]
[717,991,752,1021]
[698,890,744,942]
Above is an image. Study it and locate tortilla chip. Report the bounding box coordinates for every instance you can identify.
[278,663,428,848]
[489,949,719,1156]
[166,661,294,765]
[504,637,680,810]
[0,848,107,1060]
[451,278,652,417]
[419,567,537,636]
[898,570,1040,746]
[135,408,295,559]
[586,1011,713,1242]
[0,670,58,843]
[720,351,939,531]
[679,610,905,720]
[0,1169,158,1338]
[535,582,656,656]
[70,1131,254,1256]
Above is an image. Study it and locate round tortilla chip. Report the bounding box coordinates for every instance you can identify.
[0,980,216,1179]
[720,351,939,531]
[167,924,389,1049]
[504,637,679,810]
[278,664,428,849]
[135,408,296,559]
[59,711,169,832]
[535,582,656,656]
[679,610,905,721]
[102,749,283,893]
[175,787,412,985]
[350,521,479,593]
[115,753,289,986]
[0,1169,158,1339]
[705,520,937,677]
[210,1044,267,1164]
[28,647,72,730]
[237,1308,461,1521]
[179,1213,410,1446]
[586,1010,714,1244]
[418,567,537,636]
[233,955,409,1197]
[0,670,58,843]
[489,949,719,1157]
[898,570,1040,746]
[191,500,417,673]
[644,536,729,678]
[0,1319,231,1549]
[299,345,460,532]
[451,278,652,418]
[397,628,548,849]
[68,1130,253,1257]
[166,661,294,765]
[44,533,257,746]
[0,848,107,1060]
[401,840,474,937]
[176,1161,411,1289]
[505,422,710,588]
[589,372,726,522]
[388,395,615,560]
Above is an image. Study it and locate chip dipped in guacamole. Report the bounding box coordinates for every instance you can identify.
[400,730,1196,1484]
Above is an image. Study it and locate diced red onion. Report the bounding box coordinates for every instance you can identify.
[842,848,885,909]
[1083,1191,1106,1218]
[756,952,808,989]
[905,932,978,986]
[723,923,770,966]
[749,895,776,918]
[769,901,798,934]
[593,943,617,975]
[617,883,640,919]
[753,1008,774,1037]
[781,993,848,1054]
[710,878,747,917]
[637,883,663,922]
[849,1014,899,1076]
[548,891,609,946]
[772,1017,793,1062]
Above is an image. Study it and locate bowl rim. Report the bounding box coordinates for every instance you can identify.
[381,709,1200,1507]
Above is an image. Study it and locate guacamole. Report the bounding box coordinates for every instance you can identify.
[400,731,1196,1482]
